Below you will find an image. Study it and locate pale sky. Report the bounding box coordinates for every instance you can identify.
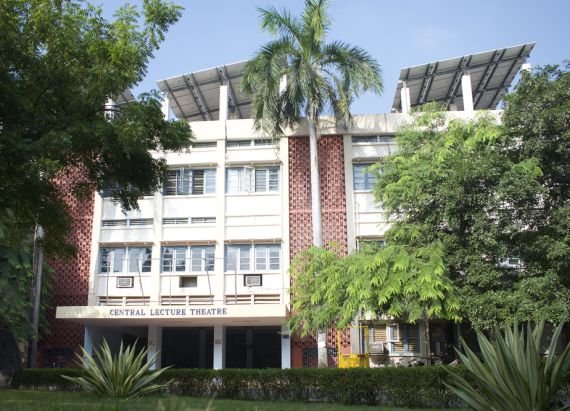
[99,0,570,114]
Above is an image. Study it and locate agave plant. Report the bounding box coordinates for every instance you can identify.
[445,321,570,411]
[63,339,170,398]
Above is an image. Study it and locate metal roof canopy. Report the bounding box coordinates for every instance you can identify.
[157,61,252,122]
[115,89,135,105]
[392,43,535,112]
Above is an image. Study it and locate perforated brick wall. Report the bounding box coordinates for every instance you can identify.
[39,170,94,366]
[289,135,350,367]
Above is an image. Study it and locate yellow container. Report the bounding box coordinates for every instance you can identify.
[338,353,369,368]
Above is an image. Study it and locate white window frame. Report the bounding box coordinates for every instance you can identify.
[164,168,216,196]
[353,163,377,191]
[352,135,395,144]
[99,246,152,274]
[226,166,279,193]
[224,244,281,272]
[387,323,420,354]
[160,245,215,273]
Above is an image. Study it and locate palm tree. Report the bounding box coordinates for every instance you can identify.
[242,0,383,366]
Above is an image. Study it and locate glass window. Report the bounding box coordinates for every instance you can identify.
[99,247,150,273]
[164,168,215,195]
[388,323,420,353]
[225,244,281,272]
[226,166,279,193]
[161,246,215,273]
[353,163,377,190]
[128,247,152,273]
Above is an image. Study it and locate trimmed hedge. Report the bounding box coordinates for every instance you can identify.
[20,367,570,408]
[158,367,467,408]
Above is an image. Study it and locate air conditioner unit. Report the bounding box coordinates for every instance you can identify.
[244,274,262,287]
[116,277,134,288]
[369,341,385,354]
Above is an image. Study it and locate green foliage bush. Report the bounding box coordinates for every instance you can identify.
[62,340,170,398]
[446,322,570,410]
[20,366,570,407]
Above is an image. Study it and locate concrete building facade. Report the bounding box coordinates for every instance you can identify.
[42,43,534,368]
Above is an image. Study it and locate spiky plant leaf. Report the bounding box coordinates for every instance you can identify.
[445,321,570,411]
[63,339,171,398]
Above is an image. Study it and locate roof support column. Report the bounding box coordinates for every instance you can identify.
[461,72,474,113]
[219,85,228,121]
[400,82,411,114]
[161,93,170,120]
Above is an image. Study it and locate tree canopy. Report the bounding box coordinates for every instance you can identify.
[289,64,570,334]
[0,0,193,336]
[242,0,382,247]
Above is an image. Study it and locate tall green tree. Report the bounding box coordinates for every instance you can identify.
[0,0,193,337]
[289,64,570,334]
[242,0,382,366]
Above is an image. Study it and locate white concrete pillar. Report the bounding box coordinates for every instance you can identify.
[105,98,115,120]
[400,82,411,114]
[317,331,328,367]
[461,72,474,113]
[147,326,162,370]
[83,326,94,357]
[281,325,291,369]
[213,325,225,369]
[219,85,228,121]
[161,93,171,120]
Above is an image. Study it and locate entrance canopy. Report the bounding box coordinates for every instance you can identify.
[56,304,287,327]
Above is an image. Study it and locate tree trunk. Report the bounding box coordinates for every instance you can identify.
[308,118,323,247]
[308,116,327,367]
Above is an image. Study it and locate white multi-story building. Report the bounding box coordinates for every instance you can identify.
[47,43,534,369]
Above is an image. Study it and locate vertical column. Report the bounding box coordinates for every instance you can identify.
[343,135,356,253]
[281,324,291,369]
[147,326,162,370]
[219,85,228,121]
[83,326,94,357]
[213,325,225,369]
[280,137,290,305]
[87,194,103,306]
[461,72,474,113]
[400,82,411,114]
[215,137,226,306]
[151,188,164,305]
[161,93,171,120]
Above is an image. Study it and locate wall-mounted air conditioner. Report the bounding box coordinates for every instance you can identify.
[244,274,262,287]
[116,277,134,288]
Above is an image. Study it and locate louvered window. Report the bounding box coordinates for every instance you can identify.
[226,166,279,193]
[164,168,216,195]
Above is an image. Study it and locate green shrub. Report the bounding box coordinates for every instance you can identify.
[62,340,170,398]
[445,321,570,411]
[20,365,570,408]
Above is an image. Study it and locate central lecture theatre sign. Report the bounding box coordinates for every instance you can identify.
[109,307,229,318]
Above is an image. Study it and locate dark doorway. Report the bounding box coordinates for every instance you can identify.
[226,327,281,368]
[162,328,214,368]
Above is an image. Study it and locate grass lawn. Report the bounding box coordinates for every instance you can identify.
[0,390,455,411]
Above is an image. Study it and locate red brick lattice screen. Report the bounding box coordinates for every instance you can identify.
[39,170,94,367]
[289,136,350,367]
